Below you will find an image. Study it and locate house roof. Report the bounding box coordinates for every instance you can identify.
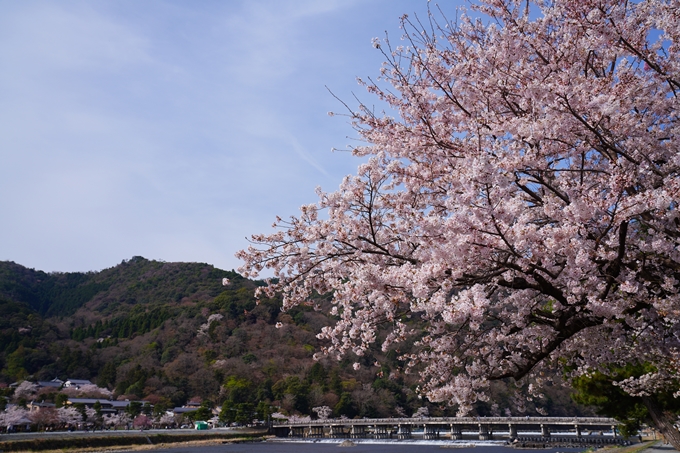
[67,398,145,409]
[10,416,33,425]
[173,407,199,414]
[65,379,92,385]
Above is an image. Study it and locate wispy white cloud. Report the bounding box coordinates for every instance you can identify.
[218,0,358,85]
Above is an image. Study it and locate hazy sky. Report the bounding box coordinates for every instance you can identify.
[0,0,465,274]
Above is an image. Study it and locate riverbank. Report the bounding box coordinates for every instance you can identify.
[604,441,660,453]
[599,441,676,453]
[0,431,668,453]
[0,428,269,452]
[1,440,584,453]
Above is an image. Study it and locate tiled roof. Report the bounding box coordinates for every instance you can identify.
[67,398,148,409]
[173,407,199,414]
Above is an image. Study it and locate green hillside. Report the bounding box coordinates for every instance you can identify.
[0,258,593,419]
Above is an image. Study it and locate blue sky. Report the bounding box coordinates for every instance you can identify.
[0,0,465,274]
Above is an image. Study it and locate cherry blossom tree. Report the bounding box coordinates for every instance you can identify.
[12,381,38,401]
[312,405,333,420]
[270,412,288,421]
[30,407,58,431]
[287,414,311,423]
[155,412,176,428]
[133,414,152,430]
[197,313,224,338]
[60,384,112,399]
[238,0,680,446]
[412,406,430,419]
[84,407,99,426]
[0,406,31,432]
[57,406,82,428]
[103,412,130,429]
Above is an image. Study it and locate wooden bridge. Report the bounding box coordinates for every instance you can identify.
[272,416,622,443]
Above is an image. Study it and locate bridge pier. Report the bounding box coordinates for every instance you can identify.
[612,425,617,438]
[575,424,582,437]
[350,425,366,439]
[450,424,463,440]
[329,425,344,439]
[307,426,324,437]
[508,424,517,439]
[541,424,550,437]
[373,425,389,439]
[397,424,412,439]
[290,426,305,438]
[424,424,439,440]
[479,424,492,440]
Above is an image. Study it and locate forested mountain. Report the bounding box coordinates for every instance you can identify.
[0,258,593,419]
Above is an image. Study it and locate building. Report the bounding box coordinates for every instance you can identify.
[63,379,93,388]
[172,407,199,416]
[66,398,148,415]
[27,401,56,412]
[36,378,64,389]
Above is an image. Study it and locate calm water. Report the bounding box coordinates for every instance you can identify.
[145,440,587,453]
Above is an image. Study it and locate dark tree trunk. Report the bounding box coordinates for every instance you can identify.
[642,396,680,451]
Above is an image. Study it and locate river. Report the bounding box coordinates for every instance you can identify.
[146,439,586,453]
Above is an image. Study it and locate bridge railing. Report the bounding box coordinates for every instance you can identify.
[275,416,618,426]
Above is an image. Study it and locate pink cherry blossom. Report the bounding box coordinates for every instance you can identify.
[239,0,680,445]
[312,406,333,419]
[0,406,31,430]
